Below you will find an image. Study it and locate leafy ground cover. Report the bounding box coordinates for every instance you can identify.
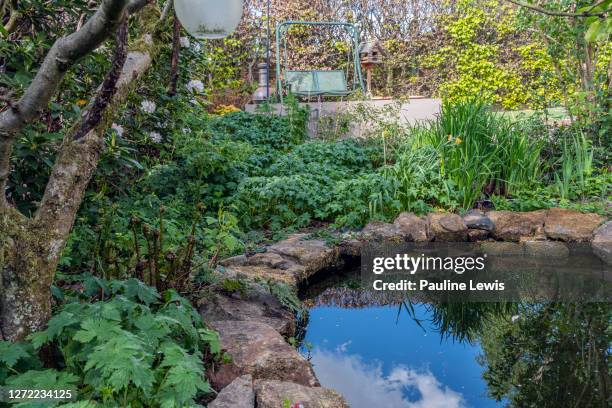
[0,278,222,407]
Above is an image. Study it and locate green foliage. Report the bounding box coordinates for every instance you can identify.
[0,279,219,407]
[426,0,562,109]
[414,101,545,208]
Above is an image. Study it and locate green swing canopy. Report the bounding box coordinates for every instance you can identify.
[275,21,365,102]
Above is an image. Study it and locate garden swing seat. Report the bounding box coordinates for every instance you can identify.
[276,21,365,103]
[285,70,352,97]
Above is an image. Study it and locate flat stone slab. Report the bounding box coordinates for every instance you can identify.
[544,208,606,242]
[199,289,295,337]
[592,221,612,265]
[393,212,429,242]
[209,375,255,408]
[488,210,547,241]
[255,380,349,408]
[208,320,319,390]
[427,213,468,241]
[218,234,340,287]
[268,234,340,275]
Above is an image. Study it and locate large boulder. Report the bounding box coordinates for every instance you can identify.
[427,213,468,241]
[209,375,255,408]
[488,210,547,241]
[255,380,349,408]
[199,289,295,337]
[544,208,606,242]
[361,221,405,241]
[393,212,429,242]
[592,221,612,265]
[207,320,319,390]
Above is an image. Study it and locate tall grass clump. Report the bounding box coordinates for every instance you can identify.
[410,101,544,208]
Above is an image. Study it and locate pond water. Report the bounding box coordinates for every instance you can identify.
[299,267,503,408]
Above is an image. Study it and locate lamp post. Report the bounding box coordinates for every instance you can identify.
[174,0,244,39]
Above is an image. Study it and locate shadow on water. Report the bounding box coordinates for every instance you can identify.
[296,256,611,408]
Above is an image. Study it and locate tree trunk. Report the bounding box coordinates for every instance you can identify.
[0,1,162,341]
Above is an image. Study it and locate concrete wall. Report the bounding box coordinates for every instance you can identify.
[244,97,441,138]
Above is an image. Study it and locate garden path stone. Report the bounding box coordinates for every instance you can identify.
[592,221,612,265]
[199,289,295,337]
[427,213,468,241]
[544,208,606,242]
[488,210,547,241]
[254,380,349,408]
[361,221,405,241]
[393,212,429,241]
[209,375,255,408]
[207,320,319,390]
[463,209,494,231]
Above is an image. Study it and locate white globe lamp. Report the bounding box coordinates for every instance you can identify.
[174,0,244,39]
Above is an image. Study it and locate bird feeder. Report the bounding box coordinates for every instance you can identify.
[359,40,385,95]
[174,0,244,39]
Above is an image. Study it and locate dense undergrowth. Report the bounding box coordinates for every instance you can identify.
[0,279,222,407]
[5,51,609,408]
[28,97,610,282]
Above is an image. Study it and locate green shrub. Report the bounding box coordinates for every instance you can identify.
[413,101,544,208]
[0,279,220,407]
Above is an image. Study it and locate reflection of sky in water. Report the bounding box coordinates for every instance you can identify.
[302,305,501,408]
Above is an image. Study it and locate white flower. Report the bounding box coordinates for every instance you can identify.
[511,315,520,323]
[110,123,124,137]
[186,79,204,94]
[140,100,156,114]
[190,98,198,105]
[191,41,201,52]
[179,36,190,48]
[182,127,191,134]
[148,131,162,143]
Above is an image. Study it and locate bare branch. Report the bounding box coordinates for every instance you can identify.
[504,0,609,18]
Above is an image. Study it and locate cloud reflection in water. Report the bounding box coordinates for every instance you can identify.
[310,348,467,408]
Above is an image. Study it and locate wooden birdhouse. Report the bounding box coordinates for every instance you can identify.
[359,40,385,95]
[359,40,385,66]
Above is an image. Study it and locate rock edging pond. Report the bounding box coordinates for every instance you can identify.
[203,208,610,407]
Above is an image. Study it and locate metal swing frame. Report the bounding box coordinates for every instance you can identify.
[275,21,366,103]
